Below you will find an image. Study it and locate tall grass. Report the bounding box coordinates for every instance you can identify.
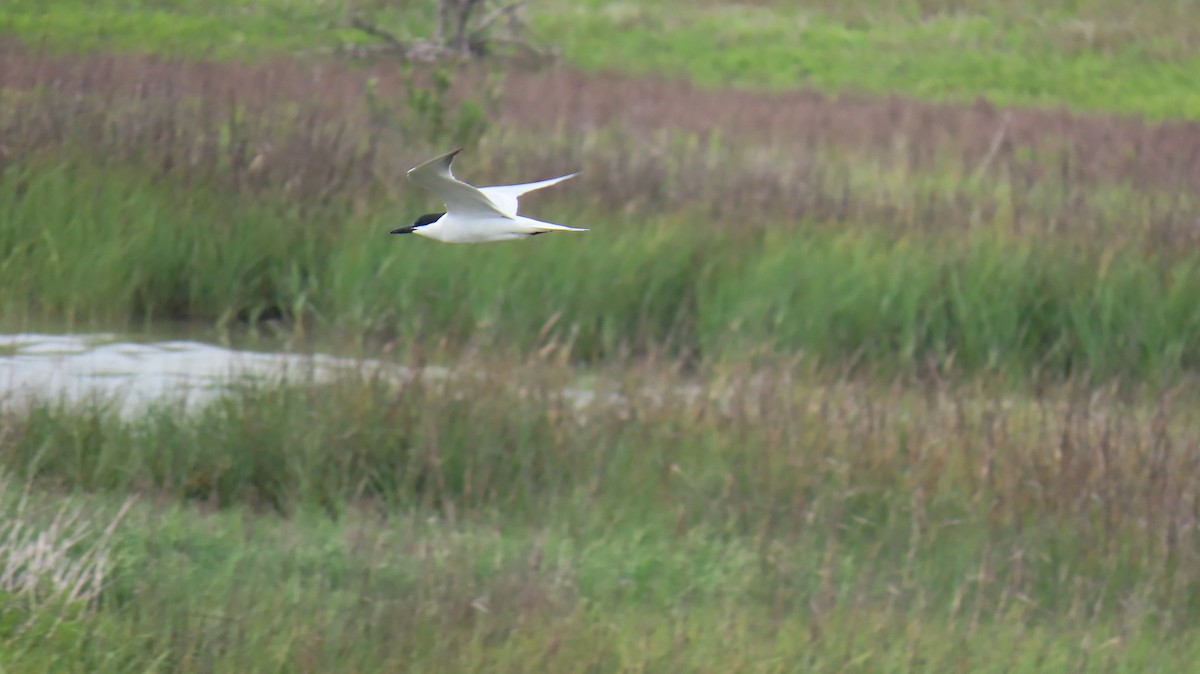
[707,229,1200,379]
[1,48,1199,378]
[3,154,1199,379]
[9,359,1200,539]
[3,366,1200,670]
[8,46,1200,198]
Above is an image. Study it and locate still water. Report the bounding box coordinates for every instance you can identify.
[0,332,411,416]
[0,331,629,417]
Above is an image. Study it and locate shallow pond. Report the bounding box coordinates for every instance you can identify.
[0,330,638,418]
[0,332,409,415]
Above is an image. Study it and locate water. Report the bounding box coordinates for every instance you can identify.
[0,323,705,417]
[0,332,412,416]
[0,331,636,418]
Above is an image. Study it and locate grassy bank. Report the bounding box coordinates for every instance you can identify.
[3,131,1199,380]
[3,367,1200,671]
[4,1,1200,119]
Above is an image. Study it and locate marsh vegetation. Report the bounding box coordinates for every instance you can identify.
[2,1,1200,671]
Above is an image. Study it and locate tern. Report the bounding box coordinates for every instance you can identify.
[392,148,586,244]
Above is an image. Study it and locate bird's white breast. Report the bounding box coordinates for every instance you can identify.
[418,214,529,244]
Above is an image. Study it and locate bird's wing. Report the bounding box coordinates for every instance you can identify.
[407,149,509,219]
[478,173,579,217]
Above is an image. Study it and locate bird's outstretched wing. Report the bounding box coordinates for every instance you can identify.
[406,149,509,219]
[479,173,579,217]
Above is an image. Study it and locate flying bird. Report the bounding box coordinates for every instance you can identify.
[392,148,586,244]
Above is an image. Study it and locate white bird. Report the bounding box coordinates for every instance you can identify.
[392,148,586,244]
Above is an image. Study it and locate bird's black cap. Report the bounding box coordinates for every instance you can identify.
[391,211,444,235]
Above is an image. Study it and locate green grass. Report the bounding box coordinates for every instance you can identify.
[0,0,381,59]
[5,497,1200,672]
[705,228,1200,380]
[539,1,1200,119]
[3,369,1200,672]
[7,494,1198,673]
[3,155,1199,381]
[4,0,1200,118]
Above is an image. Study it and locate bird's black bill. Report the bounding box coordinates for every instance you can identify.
[392,211,446,235]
